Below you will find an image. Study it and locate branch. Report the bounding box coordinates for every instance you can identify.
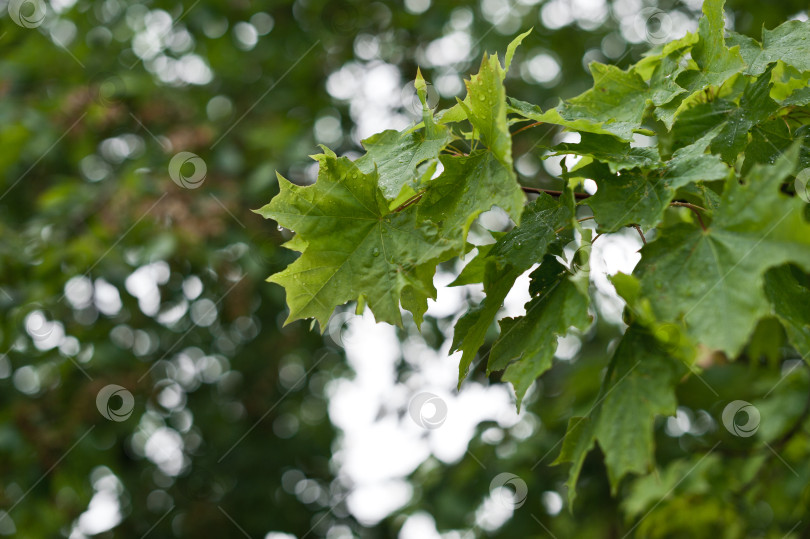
[521,186,591,200]
[511,121,543,137]
[669,201,708,231]
[523,187,710,231]
[392,191,425,213]
[633,225,647,245]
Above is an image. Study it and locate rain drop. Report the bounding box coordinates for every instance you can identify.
[372,248,380,257]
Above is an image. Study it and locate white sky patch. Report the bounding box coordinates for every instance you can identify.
[144,426,187,476]
[421,31,472,67]
[125,261,170,317]
[399,512,442,539]
[70,468,124,538]
[587,227,644,325]
[327,61,411,142]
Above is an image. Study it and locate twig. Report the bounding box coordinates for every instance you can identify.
[670,201,708,231]
[555,216,594,235]
[511,121,543,137]
[524,187,710,231]
[521,186,591,200]
[393,191,425,213]
[633,225,647,245]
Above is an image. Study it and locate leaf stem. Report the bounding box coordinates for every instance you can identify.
[633,225,647,245]
[511,121,543,137]
[669,202,708,231]
[521,186,591,200]
[554,216,595,235]
[446,144,468,156]
[393,191,425,213]
[523,187,710,231]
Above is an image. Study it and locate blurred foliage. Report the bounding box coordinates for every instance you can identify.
[1,0,809,537]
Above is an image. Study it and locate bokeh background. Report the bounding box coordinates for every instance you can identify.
[1,0,810,537]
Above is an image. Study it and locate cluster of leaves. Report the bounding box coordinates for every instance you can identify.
[260,0,810,505]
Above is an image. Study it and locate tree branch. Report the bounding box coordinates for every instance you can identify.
[511,121,543,137]
[392,191,425,213]
[521,186,591,200]
[522,187,711,231]
[669,201,708,231]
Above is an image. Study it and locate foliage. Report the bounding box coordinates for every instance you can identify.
[3,0,810,537]
[261,0,810,534]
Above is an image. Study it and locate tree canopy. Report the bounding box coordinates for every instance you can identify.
[2,0,810,537]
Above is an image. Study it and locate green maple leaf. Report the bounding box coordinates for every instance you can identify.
[647,50,689,107]
[356,71,452,200]
[439,28,531,131]
[451,194,574,385]
[488,257,591,409]
[418,151,525,249]
[557,63,649,141]
[553,415,594,508]
[451,262,523,387]
[764,265,810,362]
[584,163,672,232]
[735,19,810,76]
[504,28,532,73]
[673,65,778,164]
[448,243,495,287]
[458,53,513,166]
[676,0,744,94]
[551,133,660,173]
[511,63,649,141]
[767,61,810,104]
[421,47,524,248]
[670,98,737,147]
[662,128,730,189]
[355,126,451,200]
[554,326,684,504]
[712,66,779,162]
[633,145,810,356]
[743,118,810,175]
[487,192,574,268]
[509,98,624,140]
[657,0,744,127]
[256,149,455,329]
[585,132,729,232]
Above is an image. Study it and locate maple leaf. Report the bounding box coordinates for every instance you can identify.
[256,149,455,329]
